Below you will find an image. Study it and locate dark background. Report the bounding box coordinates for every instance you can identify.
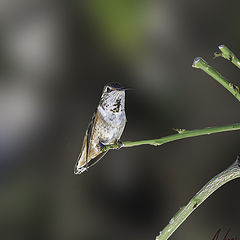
[0,0,239,239]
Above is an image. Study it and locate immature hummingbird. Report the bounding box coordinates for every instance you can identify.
[74,82,127,174]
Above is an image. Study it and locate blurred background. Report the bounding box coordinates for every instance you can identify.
[0,0,240,239]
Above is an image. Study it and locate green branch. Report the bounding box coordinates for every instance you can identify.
[155,155,240,240]
[105,123,240,150]
[192,57,240,102]
[214,44,240,70]
[104,45,240,240]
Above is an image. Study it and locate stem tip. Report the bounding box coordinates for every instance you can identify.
[218,44,224,49]
[192,57,201,67]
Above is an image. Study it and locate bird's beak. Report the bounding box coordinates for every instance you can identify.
[116,86,132,91]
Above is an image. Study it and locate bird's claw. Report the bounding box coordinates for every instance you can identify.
[96,141,106,152]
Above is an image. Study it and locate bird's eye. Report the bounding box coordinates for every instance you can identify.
[106,87,112,93]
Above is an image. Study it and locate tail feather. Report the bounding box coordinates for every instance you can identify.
[74,149,108,174]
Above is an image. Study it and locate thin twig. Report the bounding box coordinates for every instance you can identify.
[105,123,240,150]
[214,44,240,70]
[192,57,240,102]
[155,155,240,240]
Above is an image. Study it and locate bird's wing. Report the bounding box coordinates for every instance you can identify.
[74,111,108,174]
[74,112,96,174]
[85,112,96,166]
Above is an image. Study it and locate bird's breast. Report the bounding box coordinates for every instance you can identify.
[96,106,126,144]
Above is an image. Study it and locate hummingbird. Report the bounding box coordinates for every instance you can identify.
[74,82,127,174]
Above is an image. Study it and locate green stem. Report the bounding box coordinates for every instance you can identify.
[192,57,240,102]
[155,155,240,240]
[216,45,240,70]
[105,123,240,150]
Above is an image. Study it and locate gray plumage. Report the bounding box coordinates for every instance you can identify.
[74,82,127,174]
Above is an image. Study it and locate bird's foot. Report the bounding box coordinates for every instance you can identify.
[96,141,106,152]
